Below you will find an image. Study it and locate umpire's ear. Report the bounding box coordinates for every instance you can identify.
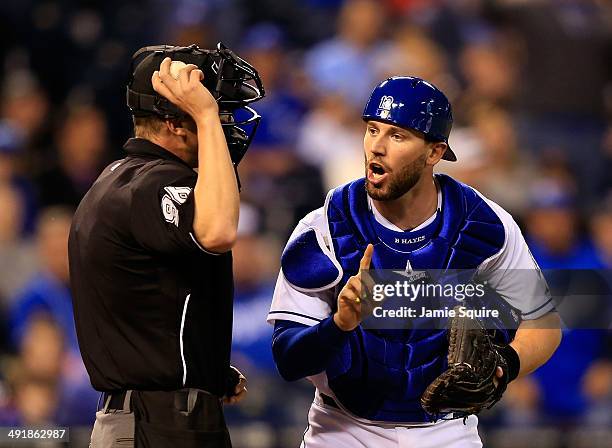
[165,118,195,137]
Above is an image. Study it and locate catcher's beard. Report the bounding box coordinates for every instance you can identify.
[365,153,427,201]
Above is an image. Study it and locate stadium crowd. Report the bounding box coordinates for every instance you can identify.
[0,0,610,446]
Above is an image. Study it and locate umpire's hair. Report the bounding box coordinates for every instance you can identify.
[133,115,165,139]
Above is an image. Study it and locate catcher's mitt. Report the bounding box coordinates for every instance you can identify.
[420,306,513,419]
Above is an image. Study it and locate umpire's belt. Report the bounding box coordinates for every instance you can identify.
[101,390,132,412]
[103,389,221,415]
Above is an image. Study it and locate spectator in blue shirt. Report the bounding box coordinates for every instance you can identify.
[519,178,609,425]
[9,207,98,426]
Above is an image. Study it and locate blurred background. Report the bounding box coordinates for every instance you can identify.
[0,0,610,446]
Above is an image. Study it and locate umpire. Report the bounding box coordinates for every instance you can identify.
[68,44,264,447]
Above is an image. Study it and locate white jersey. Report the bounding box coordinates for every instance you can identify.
[268,184,554,327]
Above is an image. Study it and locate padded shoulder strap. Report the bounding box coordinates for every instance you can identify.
[437,174,506,269]
[327,179,376,284]
[281,194,344,292]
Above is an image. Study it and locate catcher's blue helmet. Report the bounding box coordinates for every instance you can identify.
[362,76,456,161]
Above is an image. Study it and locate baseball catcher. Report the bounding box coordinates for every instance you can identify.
[268,75,562,447]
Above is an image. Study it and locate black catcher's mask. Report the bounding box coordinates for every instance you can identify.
[127,43,265,167]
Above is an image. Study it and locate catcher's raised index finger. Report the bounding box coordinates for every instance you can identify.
[359,244,374,271]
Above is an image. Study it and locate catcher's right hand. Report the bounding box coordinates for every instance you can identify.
[152,57,219,119]
[333,244,374,332]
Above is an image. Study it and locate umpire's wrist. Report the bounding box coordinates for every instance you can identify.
[498,344,521,382]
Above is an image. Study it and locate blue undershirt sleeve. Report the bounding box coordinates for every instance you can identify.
[272,317,351,381]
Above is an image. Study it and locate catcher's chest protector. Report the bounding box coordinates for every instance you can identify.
[324,174,513,423]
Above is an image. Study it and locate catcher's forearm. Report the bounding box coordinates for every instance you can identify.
[272,317,351,381]
[510,312,562,377]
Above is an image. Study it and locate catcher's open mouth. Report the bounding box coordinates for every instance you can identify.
[367,162,388,185]
[369,162,386,175]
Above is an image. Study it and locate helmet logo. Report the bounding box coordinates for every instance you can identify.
[377,95,394,119]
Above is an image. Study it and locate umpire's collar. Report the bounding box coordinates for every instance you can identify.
[123,137,191,167]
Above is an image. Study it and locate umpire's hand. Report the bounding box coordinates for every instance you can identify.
[223,366,247,405]
[333,244,374,332]
[151,57,219,120]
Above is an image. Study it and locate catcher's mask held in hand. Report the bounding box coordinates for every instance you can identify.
[126,42,265,167]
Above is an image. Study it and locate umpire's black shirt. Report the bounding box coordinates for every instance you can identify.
[69,138,233,395]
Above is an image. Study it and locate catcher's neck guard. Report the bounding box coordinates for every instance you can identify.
[126,42,265,167]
